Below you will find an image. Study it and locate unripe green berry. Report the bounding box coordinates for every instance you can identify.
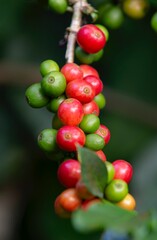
[40,59,60,76]
[38,128,58,152]
[25,82,49,108]
[48,0,67,14]
[41,71,66,97]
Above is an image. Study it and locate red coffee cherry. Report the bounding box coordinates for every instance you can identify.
[77,24,106,53]
[57,159,81,188]
[66,79,95,104]
[95,124,111,145]
[112,159,133,183]
[83,100,100,116]
[80,64,99,78]
[56,126,86,151]
[58,98,84,126]
[95,150,107,162]
[83,75,103,95]
[56,188,82,213]
[61,63,83,83]
[54,195,71,218]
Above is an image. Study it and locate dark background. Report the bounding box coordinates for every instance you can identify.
[0,0,157,239]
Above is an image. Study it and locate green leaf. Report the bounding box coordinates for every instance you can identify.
[77,146,107,198]
[72,201,137,233]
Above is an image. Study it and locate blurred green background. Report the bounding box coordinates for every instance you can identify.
[0,0,157,239]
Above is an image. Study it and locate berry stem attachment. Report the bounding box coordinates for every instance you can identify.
[65,0,84,63]
[66,0,95,63]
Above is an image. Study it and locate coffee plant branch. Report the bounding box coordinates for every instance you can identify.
[65,0,95,63]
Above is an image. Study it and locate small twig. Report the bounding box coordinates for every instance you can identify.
[65,0,84,63]
[65,0,97,63]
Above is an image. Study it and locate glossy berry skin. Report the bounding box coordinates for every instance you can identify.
[79,114,100,133]
[105,161,115,184]
[66,79,95,104]
[41,71,66,97]
[83,101,100,116]
[55,188,82,214]
[25,83,49,108]
[83,75,103,96]
[75,46,95,64]
[94,93,106,109]
[76,180,94,200]
[95,24,109,41]
[95,150,107,162]
[77,24,106,53]
[56,126,86,151]
[80,64,99,78]
[105,179,128,203]
[54,195,71,218]
[116,193,136,211]
[40,59,59,76]
[85,133,105,151]
[95,124,111,145]
[47,94,66,112]
[112,160,133,183]
[58,98,84,126]
[37,128,58,152]
[61,63,83,83]
[57,159,81,188]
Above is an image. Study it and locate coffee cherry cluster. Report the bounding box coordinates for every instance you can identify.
[25,55,136,218]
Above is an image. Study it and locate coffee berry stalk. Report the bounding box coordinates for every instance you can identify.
[25,0,136,220]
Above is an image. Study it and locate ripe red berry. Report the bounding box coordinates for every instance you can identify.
[66,79,95,104]
[95,124,111,145]
[61,63,83,83]
[80,64,99,78]
[54,195,71,218]
[77,24,106,53]
[112,159,133,183]
[56,126,86,151]
[83,75,103,95]
[57,159,81,188]
[56,188,82,213]
[58,98,84,126]
[83,100,100,116]
[95,150,107,162]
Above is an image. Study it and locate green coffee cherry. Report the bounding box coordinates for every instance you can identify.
[38,128,58,152]
[41,71,66,97]
[75,46,95,64]
[79,114,100,133]
[40,59,60,77]
[52,114,63,130]
[85,133,105,151]
[93,49,104,62]
[48,0,67,14]
[95,24,109,41]
[47,95,66,112]
[94,93,106,109]
[25,82,49,108]
[102,5,124,29]
[151,12,157,32]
